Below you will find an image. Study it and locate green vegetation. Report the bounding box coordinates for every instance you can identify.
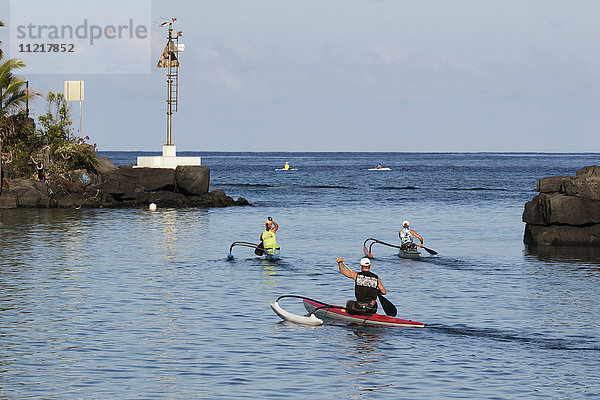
[0,20,4,59]
[1,23,98,181]
[0,58,30,124]
[2,90,99,177]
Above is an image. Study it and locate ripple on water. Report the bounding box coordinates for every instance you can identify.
[2,153,600,398]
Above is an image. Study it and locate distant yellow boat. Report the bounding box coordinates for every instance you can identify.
[276,162,297,171]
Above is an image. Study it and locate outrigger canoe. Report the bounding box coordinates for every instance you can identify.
[269,295,424,328]
[398,246,421,259]
[263,248,281,261]
[363,237,437,259]
[303,299,424,327]
[227,241,281,261]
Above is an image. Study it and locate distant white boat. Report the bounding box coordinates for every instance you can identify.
[368,167,391,171]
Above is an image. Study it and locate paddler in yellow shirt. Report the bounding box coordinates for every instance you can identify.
[257,217,279,255]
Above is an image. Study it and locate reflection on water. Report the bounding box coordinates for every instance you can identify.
[524,245,600,266]
[161,210,177,261]
[141,209,179,262]
[2,151,600,399]
[260,262,278,290]
[338,327,392,396]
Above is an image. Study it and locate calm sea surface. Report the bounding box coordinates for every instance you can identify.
[1,152,599,399]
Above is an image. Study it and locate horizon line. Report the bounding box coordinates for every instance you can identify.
[96,150,600,154]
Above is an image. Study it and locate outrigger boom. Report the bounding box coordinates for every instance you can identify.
[363,237,401,258]
[229,241,262,253]
[227,241,263,260]
[228,241,280,260]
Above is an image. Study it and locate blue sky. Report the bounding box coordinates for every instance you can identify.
[2,0,600,152]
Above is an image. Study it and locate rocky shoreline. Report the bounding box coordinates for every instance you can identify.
[522,165,600,246]
[0,158,249,209]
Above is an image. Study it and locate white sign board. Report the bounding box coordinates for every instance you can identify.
[65,80,84,101]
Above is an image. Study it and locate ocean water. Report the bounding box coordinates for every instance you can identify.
[1,152,599,399]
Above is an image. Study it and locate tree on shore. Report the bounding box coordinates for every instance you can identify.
[0,58,30,120]
[0,22,41,189]
[1,34,39,190]
[1,20,5,192]
[0,21,34,132]
[36,91,98,173]
[0,21,4,59]
[1,22,98,191]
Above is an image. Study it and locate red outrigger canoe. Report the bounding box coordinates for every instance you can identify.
[303,299,424,328]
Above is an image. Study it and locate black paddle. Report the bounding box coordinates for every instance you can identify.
[254,240,265,256]
[420,245,438,255]
[378,292,397,317]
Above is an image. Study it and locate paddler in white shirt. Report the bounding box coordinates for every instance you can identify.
[336,256,386,315]
[399,220,423,251]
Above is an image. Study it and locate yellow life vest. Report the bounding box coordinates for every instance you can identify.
[262,230,278,249]
[284,162,290,170]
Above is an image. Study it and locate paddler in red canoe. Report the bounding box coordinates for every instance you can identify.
[336,256,387,315]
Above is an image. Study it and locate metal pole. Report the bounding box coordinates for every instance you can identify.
[26,81,29,117]
[166,23,172,146]
[79,99,82,139]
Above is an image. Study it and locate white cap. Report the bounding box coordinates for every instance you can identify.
[360,258,371,267]
[403,220,410,227]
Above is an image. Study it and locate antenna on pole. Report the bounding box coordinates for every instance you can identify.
[136,18,199,168]
[157,18,184,147]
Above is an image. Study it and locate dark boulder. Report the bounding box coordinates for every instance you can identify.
[0,163,249,209]
[0,191,17,208]
[1,178,51,208]
[523,166,600,246]
[523,193,600,226]
[118,166,175,192]
[92,169,138,201]
[97,157,119,174]
[175,166,210,195]
[67,170,96,192]
[524,224,600,247]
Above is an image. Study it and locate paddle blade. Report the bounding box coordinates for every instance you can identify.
[363,246,373,258]
[227,254,234,260]
[423,246,438,255]
[378,293,397,317]
[255,241,265,256]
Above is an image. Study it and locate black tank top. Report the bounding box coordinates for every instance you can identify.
[354,270,379,302]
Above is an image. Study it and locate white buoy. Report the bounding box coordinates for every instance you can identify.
[149,203,157,211]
